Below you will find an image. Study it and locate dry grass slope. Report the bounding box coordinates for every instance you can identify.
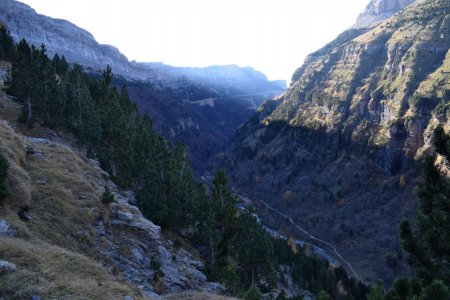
[0,93,144,299]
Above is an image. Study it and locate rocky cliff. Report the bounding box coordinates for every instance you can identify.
[223,0,449,285]
[0,0,285,91]
[0,92,226,299]
[353,0,416,28]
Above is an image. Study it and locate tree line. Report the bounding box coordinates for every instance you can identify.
[367,127,450,300]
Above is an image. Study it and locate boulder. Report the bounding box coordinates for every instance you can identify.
[0,220,15,237]
[0,260,17,273]
[117,211,134,222]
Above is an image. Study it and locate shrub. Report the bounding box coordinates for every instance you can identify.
[283,190,295,204]
[101,186,115,204]
[244,285,262,300]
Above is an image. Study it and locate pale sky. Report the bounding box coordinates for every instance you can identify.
[19,0,369,81]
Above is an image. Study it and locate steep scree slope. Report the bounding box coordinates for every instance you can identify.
[224,0,450,285]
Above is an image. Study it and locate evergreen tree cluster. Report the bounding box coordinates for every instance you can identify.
[0,26,14,61]
[0,152,9,202]
[198,170,277,294]
[3,37,205,226]
[273,238,368,300]
[372,126,450,299]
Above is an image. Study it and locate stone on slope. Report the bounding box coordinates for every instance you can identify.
[0,219,15,237]
[0,260,17,273]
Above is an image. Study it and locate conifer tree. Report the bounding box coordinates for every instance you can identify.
[0,153,9,201]
[4,39,34,124]
[394,127,450,298]
[243,285,263,300]
[233,208,276,285]
[101,186,115,204]
[212,169,237,237]
[0,26,14,61]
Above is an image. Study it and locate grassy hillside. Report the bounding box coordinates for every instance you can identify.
[0,94,144,299]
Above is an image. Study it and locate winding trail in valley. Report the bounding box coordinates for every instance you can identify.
[234,189,361,281]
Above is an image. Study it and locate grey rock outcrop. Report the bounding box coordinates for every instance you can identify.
[353,0,416,28]
[0,0,131,78]
[0,260,17,273]
[93,187,223,296]
[0,220,15,237]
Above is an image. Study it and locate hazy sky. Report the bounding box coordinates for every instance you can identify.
[19,0,369,81]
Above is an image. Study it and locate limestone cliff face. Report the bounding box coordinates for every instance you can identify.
[0,0,131,76]
[0,0,286,91]
[224,0,449,284]
[353,0,416,28]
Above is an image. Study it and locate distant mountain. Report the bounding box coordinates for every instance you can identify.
[0,0,286,88]
[0,0,286,174]
[353,0,416,28]
[223,0,449,285]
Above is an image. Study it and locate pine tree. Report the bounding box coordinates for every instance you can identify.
[433,126,450,159]
[233,208,276,285]
[316,290,330,300]
[367,281,384,300]
[0,153,9,201]
[0,26,14,61]
[243,285,263,300]
[394,128,450,298]
[101,186,115,204]
[52,53,69,77]
[4,39,34,124]
[212,169,237,238]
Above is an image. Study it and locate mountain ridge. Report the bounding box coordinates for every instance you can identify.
[223,0,449,285]
[0,0,286,88]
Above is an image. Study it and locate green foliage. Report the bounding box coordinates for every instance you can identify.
[317,290,330,300]
[151,260,164,280]
[200,170,277,294]
[367,281,384,300]
[0,26,14,61]
[212,169,237,237]
[243,285,263,300]
[0,153,9,201]
[387,127,450,299]
[420,280,449,300]
[101,186,115,204]
[273,238,367,299]
[400,154,450,285]
[433,126,450,160]
[233,208,276,285]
